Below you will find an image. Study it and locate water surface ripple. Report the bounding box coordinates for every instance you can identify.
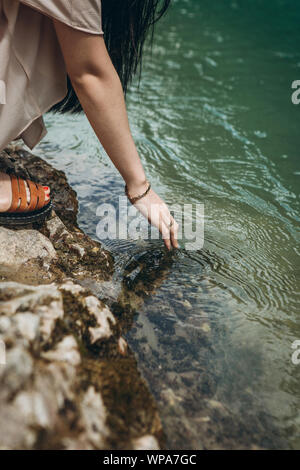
[36,0,300,449]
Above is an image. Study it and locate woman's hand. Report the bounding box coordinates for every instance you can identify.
[126,180,179,250]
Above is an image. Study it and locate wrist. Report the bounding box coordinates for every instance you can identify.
[125,176,148,194]
[125,178,151,205]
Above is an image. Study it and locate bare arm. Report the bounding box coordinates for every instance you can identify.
[53,20,178,249]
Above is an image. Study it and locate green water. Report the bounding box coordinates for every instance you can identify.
[36,0,299,449]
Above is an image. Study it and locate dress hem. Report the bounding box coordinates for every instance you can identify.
[0,85,68,152]
[19,87,69,150]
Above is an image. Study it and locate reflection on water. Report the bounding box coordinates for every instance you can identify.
[35,0,299,449]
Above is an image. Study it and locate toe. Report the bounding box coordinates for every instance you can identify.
[43,186,50,202]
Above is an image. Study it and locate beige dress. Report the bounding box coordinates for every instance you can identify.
[0,0,103,151]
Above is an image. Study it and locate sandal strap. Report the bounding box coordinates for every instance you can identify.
[8,176,48,213]
[8,175,27,212]
[27,180,46,211]
[26,180,38,211]
[36,183,46,210]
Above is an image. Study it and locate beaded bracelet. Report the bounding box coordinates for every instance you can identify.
[125,180,151,205]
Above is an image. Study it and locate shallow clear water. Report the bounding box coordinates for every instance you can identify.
[35,0,299,449]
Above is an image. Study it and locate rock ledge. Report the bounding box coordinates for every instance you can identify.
[0,147,163,450]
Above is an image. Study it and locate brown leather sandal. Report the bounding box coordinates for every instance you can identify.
[0,174,52,226]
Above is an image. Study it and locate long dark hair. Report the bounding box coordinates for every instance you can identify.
[51,0,171,113]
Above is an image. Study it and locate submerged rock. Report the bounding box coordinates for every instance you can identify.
[0,148,163,450]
